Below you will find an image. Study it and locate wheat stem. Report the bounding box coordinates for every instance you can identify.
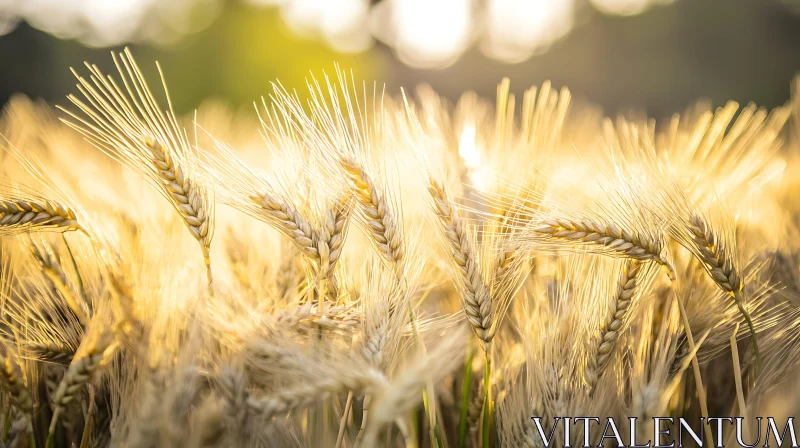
[78,384,96,448]
[354,394,370,447]
[730,323,749,440]
[481,345,493,448]
[62,234,89,308]
[458,343,475,448]
[335,391,354,448]
[675,291,714,448]
[685,214,760,373]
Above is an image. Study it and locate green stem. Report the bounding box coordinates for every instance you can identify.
[482,346,493,448]
[421,389,444,448]
[62,234,88,309]
[3,410,11,439]
[406,302,444,448]
[458,343,476,448]
[410,410,419,448]
[46,408,60,448]
[79,385,96,448]
[735,299,761,378]
[434,418,445,448]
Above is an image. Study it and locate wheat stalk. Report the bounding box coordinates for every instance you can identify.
[146,136,213,280]
[5,408,31,448]
[246,368,387,420]
[24,342,75,366]
[0,353,33,418]
[252,192,319,258]
[250,193,350,300]
[61,47,215,288]
[429,178,493,345]
[189,396,227,448]
[362,328,466,446]
[428,178,499,447]
[162,367,207,446]
[315,196,352,301]
[274,303,360,334]
[28,238,90,326]
[0,198,82,235]
[686,214,742,293]
[586,260,642,394]
[340,157,404,267]
[127,374,165,448]
[684,213,761,369]
[218,367,252,444]
[48,331,115,443]
[532,217,675,278]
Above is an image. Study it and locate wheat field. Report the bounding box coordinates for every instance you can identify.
[0,49,798,447]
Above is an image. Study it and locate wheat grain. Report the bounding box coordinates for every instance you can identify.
[0,198,81,235]
[0,353,33,417]
[218,367,252,443]
[5,409,30,448]
[585,260,642,393]
[48,331,115,439]
[429,178,493,345]
[683,213,761,369]
[532,217,674,278]
[246,368,387,420]
[146,136,213,270]
[686,214,742,294]
[24,342,75,366]
[61,48,216,286]
[251,192,319,259]
[27,239,90,325]
[340,157,404,267]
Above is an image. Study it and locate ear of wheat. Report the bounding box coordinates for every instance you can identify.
[60,48,215,285]
[27,238,90,325]
[585,260,658,394]
[24,341,76,366]
[340,157,404,269]
[531,217,674,277]
[429,178,493,346]
[0,352,34,418]
[0,196,82,235]
[682,213,761,368]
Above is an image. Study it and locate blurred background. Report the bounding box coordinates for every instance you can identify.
[1,0,800,119]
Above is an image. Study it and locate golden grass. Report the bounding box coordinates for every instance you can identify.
[0,50,797,447]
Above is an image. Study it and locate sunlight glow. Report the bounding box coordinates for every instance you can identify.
[482,0,575,63]
[459,125,490,191]
[458,125,480,169]
[282,0,372,53]
[385,0,472,68]
[2,0,678,62]
[589,0,675,16]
